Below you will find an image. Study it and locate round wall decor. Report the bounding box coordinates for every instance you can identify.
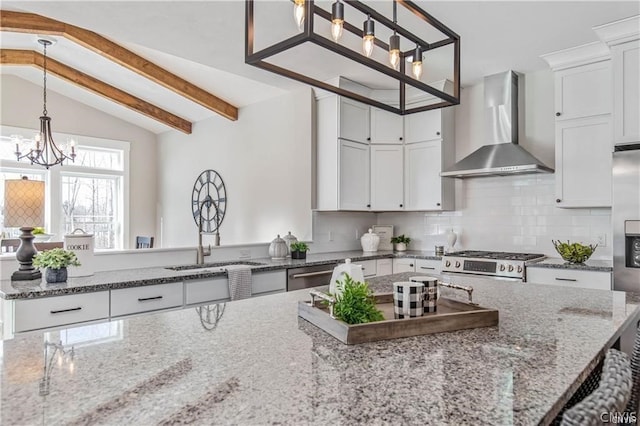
[191,170,227,233]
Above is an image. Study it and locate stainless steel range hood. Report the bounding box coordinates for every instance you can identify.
[441,71,553,178]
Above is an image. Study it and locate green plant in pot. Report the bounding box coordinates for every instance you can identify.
[32,248,81,283]
[333,274,384,324]
[390,235,411,252]
[290,241,309,260]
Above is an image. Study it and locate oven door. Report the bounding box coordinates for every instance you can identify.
[286,264,336,291]
[440,271,524,282]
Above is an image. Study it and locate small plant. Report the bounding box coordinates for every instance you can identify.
[290,241,309,253]
[32,227,46,235]
[333,274,384,325]
[552,240,597,264]
[390,235,411,244]
[33,248,81,270]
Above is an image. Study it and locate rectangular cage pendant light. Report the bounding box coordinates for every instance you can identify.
[245,0,460,115]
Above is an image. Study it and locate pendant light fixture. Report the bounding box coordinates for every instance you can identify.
[15,38,76,169]
[388,0,400,69]
[293,0,305,31]
[412,45,423,80]
[362,14,375,57]
[331,0,344,42]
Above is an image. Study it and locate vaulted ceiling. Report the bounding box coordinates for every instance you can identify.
[1,1,638,134]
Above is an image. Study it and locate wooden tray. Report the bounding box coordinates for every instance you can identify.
[298,293,499,345]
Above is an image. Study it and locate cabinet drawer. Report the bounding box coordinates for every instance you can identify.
[357,260,377,277]
[393,258,416,273]
[526,268,611,290]
[185,277,229,305]
[111,282,183,317]
[252,270,286,295]
[15,291,110,333]
[415,259,442,274]
[376,258,393,276]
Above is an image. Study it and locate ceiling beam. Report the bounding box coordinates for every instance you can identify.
[1,49,193,134]
[0,10,239,121]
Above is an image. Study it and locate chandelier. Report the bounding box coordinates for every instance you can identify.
[245,0,460,114]
[15,38,76,169]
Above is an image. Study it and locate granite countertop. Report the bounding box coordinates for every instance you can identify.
[0,250,442,300]
[2,273,638,425]
[527,257,613,272]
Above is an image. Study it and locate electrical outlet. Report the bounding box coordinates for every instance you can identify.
[596,234,606,246]
[355,229,360,240]
[239,249,251,259]
[328,231,333,242]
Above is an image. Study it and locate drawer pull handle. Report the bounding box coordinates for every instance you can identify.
[420,266,435,270]
[50,307,82,314]
[138,296,164,302]
[291,270,333,279]
[555,278,577,282]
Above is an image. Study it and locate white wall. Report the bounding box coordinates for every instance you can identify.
[0,75,158,249]
[157,87,314,247]
[378,69,612,259]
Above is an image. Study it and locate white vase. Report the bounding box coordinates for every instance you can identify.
[446,229,457,251]
[269,235,289,260]
[360,228,380,252]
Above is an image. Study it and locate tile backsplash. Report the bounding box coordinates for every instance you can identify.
[378,174,612,259]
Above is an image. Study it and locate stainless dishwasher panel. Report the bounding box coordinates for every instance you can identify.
[287,263,337,291]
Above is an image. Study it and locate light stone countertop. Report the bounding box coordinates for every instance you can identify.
[527,257,613,272]
[0,250,441,300]
[2,272,638,425]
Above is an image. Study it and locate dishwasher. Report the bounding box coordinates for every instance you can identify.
[286,263,337,291]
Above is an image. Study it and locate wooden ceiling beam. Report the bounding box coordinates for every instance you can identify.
[1,49,193,134]
[0,10,239,121]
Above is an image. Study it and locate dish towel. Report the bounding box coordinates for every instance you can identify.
[226,265,252,301]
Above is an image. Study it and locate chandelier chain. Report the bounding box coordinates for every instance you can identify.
[42,42,48,116]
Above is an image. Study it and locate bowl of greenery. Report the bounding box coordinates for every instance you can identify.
[552,240,598,264]
[390,235,411,252]
[290,241,309,259]
[333,274,384,325]
[33,248,81,283]
[32,227,53,242]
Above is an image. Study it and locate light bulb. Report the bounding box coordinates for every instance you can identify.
[293,0,305,31]
[331,0,344,42]
[362,16,375,58]
[389,33,400,69]
[412,45,423,80]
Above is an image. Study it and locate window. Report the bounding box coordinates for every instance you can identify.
[0,125,129,249]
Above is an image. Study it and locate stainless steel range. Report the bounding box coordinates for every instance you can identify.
[442,251,545,280]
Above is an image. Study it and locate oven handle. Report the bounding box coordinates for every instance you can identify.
[291,270,333,279]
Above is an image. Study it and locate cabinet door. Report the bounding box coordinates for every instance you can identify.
[405,140,443,210]
[555,116,612,208]
[370,145,404,210]
[415,258,442,274]
[612,41,640,145]
[111,282,184,317]
[554,61,612,121]
[252,270,286,295]
[339,97,370,143]
[370,108,403,144]
[357,259,377,278]
[339,140,370,210]
[527,268,611,290]
[393,258,416,273]
[376,258,393,276]
[405,109,442,144]
[185,277,229,305]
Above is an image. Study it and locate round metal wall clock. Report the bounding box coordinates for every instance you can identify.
[191,170,227,233]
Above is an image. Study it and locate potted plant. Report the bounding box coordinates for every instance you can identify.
[32,248,81,283]
[290,241,309,260]
[32,227,53,242]
[333,274,384,324]
[390,235,411,252]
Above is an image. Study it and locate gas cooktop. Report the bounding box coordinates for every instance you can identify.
[442,251,545,280]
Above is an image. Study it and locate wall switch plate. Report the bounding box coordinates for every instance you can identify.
[328,231,333,242]
[239,249,251,259]
[596,234,606,246]
[355,229,360,240]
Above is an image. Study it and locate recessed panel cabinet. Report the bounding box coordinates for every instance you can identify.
[611,41,640,144]
[370,145,403,210]
[339,140,370,210]
[339,97,370,143]
[405,141,452,211]
[405,109,443,144]
[370,108,403,144]
[554,61,612,121]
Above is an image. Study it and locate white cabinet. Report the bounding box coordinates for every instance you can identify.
[339,97,370,144]
[252,270,286,295]
[14,291,110,333]
[415,258,442,274]
[405,140,454,211]
[358,259,377,278]
[376,258,393,276]
[370,108,403,144]
[405,109,443,144]
[339,140,370,210]
[555,115,612,207]
[611,40,640,144]
[370,145,404,211]
[527,267,611,290]
[185,276,229,305]
[111,282,183,317]
[393,258,416,273]
[554,61,612,121]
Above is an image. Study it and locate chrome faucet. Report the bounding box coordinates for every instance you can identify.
[196,198,221,265]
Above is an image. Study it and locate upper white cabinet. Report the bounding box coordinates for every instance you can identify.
[370,145,404,210]
[555,115,612,207]
[339,140,370,210]
[554,61,612,121]
[611,41,640,144]
[405,140,454,211]
[405,109,443,144]
[339,97,370,144]
[370,107,403,144]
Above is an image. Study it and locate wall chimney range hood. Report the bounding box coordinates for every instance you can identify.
[441,71,553,178]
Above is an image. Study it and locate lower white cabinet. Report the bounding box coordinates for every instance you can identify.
[526,267,611,290]
[14,291,110,333]
[357,259,377,278]
[185,277,229,305]
[111,282,184,317]
[415,258,442,274]
[393,258,416,273]
[252,270,286,295]
[376,258,393,277]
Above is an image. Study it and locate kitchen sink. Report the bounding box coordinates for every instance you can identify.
[165,261,266,271]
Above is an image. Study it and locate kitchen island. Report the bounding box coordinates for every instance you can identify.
[2,272,638,425]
